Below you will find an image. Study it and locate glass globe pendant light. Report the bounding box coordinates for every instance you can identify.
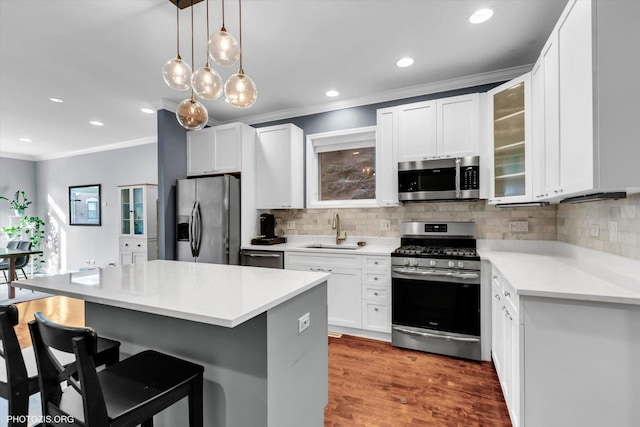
[162,4,191,91]
[192,0,222,100]
[224,0,257,108]
[176,0,208,130]
[208,0,240,67]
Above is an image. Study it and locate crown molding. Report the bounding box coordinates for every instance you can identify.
[221,64,533,126]
[0,151,37,161]
[32,136,157,162]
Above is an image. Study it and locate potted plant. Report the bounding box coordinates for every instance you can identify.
[0,190,33,216]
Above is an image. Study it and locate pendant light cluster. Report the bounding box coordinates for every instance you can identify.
[162,0,257,131]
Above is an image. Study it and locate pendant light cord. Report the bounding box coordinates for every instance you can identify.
[221,0,226,31]
[205,0,210,67]
[238,0,243,72]
[176,5,181,59]
[190,0,195,100]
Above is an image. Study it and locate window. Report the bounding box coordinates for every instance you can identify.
[306,126,377,208]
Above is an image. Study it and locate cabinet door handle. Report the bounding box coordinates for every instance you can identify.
[137,244,142,247]
[374,261,379,265]
[309,267,332,273]
[504,290,510,297]
[373,277,378,281]
[124,243,129,247]
[374,292,379,296]
[374,307,379,312]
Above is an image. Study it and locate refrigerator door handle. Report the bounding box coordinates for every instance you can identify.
[189,201,197,257]
[194,201,203,257]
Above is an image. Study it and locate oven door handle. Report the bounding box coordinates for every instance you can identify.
[392,267,479,280]
[393,326,480,343]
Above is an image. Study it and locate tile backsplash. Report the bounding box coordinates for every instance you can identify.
[557,193,640,261]
[274,194,640,261]
[274,201,557,241]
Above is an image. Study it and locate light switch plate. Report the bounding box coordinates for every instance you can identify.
[590,224,600,237]
[286,221,296,230]
[380,220,391,230]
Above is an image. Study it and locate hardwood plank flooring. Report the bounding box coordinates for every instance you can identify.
[324,335,511,427]
[12,297,511,426]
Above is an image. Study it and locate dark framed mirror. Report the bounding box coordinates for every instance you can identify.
[69,184,101,226]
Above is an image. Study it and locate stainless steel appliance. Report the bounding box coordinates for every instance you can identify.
[176,175,240,264]
[391,222,481,361]
[240,250,284,269]
[398,156,480,201]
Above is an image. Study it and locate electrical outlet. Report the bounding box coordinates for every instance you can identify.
[508,221,529,232]
[590,224,600,237]
[298,313,310,334]
[286,220,296,230]
[380,220,391,231]
[609,221,618,242]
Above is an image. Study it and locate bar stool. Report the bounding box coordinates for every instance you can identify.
[29,312,204,427]
[0,305,120,427]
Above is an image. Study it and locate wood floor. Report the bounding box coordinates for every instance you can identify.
[13,297,511,426]
[324,335,511,427]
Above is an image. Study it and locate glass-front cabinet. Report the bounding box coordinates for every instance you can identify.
[120,186,148,236]
[487,73,533,204]
[118,184,158,265]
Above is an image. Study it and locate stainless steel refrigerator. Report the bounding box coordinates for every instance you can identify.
[176,175,240,264]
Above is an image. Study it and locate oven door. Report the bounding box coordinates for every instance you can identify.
[391,268,481,360]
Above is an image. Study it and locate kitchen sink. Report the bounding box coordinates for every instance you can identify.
[302,244,361,250]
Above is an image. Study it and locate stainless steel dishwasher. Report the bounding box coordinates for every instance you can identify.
[240,249,284,269]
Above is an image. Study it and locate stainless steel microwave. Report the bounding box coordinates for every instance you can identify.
[398,156,480,201]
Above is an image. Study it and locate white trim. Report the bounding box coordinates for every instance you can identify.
[306,126,378,209]
[0,151,36,161]
[223,64,533,126]
[32,136,157,161]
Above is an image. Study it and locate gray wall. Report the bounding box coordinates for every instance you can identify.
[35,143,157,272]
[157,109,188,260]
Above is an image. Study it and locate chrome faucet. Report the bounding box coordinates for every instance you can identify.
[332,213,347,245]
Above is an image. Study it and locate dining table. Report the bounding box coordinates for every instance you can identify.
[0,247,43,298]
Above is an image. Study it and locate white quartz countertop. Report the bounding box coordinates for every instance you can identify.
[14,260,330,327]
[242,235,399,256]
[478,241,640,305]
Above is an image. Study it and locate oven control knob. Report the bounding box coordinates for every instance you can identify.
[410,259,419,267]
[429,260,437,267]
[458,261,464,269]
[448,261,455,268]
[403,258,410,266]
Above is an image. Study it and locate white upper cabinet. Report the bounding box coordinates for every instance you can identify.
[396,93,480,162]
[375,107,399,207]
[187,123,249,176]
[487,73,533,205]
[437,94,481,158]
[535,0,640,201]
[256,123,304,209]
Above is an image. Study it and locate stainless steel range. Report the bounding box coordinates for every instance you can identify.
[391,222,481,361]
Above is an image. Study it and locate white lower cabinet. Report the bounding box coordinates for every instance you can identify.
[491,267,522,427]
[285,252,391,335]
[119,237,157,265]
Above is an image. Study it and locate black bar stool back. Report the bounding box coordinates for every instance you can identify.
[29,312,204,427]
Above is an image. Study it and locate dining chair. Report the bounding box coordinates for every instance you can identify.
[0,305,121,427]
[12,241,33,281]
[0,241,20,283]
[29,312,204,427]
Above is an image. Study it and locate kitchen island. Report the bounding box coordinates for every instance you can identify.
[15,260,330,427]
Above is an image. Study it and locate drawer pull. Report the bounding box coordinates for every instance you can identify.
[374,277,378,281]
[374,261,379,265]
[374,292,379,296]
[309,267,332,273]
[374,307,379,312]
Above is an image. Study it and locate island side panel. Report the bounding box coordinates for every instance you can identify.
[85,302,269,427]
[523,297,640,427]
[267,281,328,427]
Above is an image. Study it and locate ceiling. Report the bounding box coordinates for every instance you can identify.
[0,0,568,160]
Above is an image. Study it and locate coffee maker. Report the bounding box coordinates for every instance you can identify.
[251,213,287,245]
[260,213,276,239]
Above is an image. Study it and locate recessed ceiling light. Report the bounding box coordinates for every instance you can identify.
[325,90,340,97]
[140,108,155,114]
[396,57,414,68]
[89,121,104,126]
[469,8,494,24]
[49,97,64,103]
[19,137,32,142]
